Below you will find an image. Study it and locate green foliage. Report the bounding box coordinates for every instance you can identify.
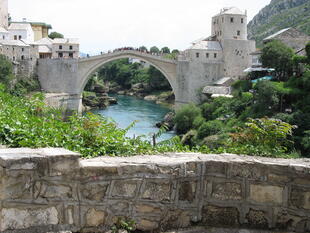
[111,217,136,233]
[306,42,310,61]
[229,117,297,157]
[10,77,41,96]
[139,46,148,52]
[48,31,64,39]
[197,120,223,139]
[252,81,279,116]
[150,46,160,54]
[174,104,202,134]
[0,87,196,157]
[161,47,170,54]
[0,55,13,87]
[261,40,294,80]
[232,80,252,93]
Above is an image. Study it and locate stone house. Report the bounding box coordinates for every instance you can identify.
[30,22,52,41]
[263,28,310,55]
[52,38,79,59]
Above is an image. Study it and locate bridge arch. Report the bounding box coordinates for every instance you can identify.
[77,51,178,97]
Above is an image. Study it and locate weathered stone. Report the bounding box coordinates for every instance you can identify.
[186,162,198,176]
[0,174,33,200]
[202,205,240,227]
[290,186,310,209]
[275,209,303,230]
[142,180,172,201]
[0,207,59,231]
[179,181,197,202]
[137,219,159,231]
[268,174,290,183]
[205,161,227,176]
[246,209,269,229]
[160,210,191,231]
[135,205,162,215]
[229,163,266,181]
[249,185,283,204]
[85,208,106,227]
[81,182,109,201]
[34,181,73,200]
[112,180,139,198]
[212,182,242,200]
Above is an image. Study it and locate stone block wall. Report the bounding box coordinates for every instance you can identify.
[0,148,310,232]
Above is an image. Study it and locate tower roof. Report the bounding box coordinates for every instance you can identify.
[215,7,246,16]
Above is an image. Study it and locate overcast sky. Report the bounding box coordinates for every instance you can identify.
[9,0,271,54]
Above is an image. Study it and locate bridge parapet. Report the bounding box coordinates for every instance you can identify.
[78,50,178,64]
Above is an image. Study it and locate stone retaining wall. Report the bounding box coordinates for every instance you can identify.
[0,148,310,232]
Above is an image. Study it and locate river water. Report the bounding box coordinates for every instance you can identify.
[92,95,176,141]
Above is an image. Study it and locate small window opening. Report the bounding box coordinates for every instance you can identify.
[230,17,234,23]
[196,53,200,58]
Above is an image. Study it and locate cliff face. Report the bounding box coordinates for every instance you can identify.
[248,0,310,46]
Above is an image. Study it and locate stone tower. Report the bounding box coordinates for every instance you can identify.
[0,0,8,29]
[211,7,247,41]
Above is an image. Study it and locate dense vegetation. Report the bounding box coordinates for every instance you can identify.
[174,41,310,158]
[248,0,310,47]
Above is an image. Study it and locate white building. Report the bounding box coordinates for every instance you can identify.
[8,22,35,42]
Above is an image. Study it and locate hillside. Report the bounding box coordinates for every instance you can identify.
[248,0,310,47]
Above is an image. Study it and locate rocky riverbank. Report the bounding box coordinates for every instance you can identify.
[82,83,117,111]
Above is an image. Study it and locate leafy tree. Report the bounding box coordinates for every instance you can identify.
[0,55,13,86]
[171,49,179,54]
[161,47,170,54]
[147,66,171,90]
[139,46,148,52]
[48,32,64,39]
[261,40,294,80]
[150,46,160,54]
[306,42,310,62]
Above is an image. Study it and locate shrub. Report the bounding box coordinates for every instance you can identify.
[197,120,223,139]
[174,104,202,134]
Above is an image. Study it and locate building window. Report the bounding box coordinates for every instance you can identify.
[69,45,73,50]
[58,52,63,58]
[21,55,24,60]
[12,47,14,51]
[206,53,209,58]
[22,48,24,52]
[230,17,234,23]
[222,17,224,23]
[69,53,73,58]
[241,18,244,24]
[214,53,217,58]
[14,35,17,40]
[19,35,22,40]
[220,31,222,36]
[237,30,241,36]
[2,35,4,39]
[196,53,199,58]
[59,45,62,50]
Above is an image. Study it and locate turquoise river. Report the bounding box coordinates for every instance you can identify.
[92,95,176,141]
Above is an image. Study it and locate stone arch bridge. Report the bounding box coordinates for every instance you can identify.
[38,50,221,112]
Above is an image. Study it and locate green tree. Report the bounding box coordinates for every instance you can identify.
[306,42,310,62]
[174,104,202,134]
[139,46,148,52]
[48,32,64,39]
[0,55,13,86]
[161,47,170,54]
[150,46,160,54]
[147,66,171,90]
[260,40,294,81]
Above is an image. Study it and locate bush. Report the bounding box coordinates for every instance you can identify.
[197,120,224,139]
[229,117,297,157]
[174,104,202,134]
